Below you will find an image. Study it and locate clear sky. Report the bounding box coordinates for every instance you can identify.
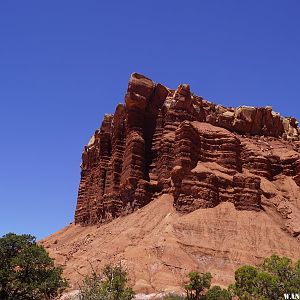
[1,1,300,240]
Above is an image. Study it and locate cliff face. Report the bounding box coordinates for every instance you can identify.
[75,73,300,237]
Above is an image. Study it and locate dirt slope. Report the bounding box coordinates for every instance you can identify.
[41,193,300,293]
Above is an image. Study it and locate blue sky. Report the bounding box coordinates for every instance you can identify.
[0,1,299,239]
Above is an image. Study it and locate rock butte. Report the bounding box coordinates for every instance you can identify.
[42,73,300,293]
[75,73,300,234]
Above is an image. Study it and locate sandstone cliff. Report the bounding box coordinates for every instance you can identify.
[42,74,300,293]
[74,73,300,238]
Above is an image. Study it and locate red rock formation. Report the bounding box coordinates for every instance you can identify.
[75,73,300,237]
[171,122,261,213]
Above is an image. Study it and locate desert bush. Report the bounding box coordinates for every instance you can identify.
[162,293,186,300]
[185,271,212,300]
[0,232,68,300]
[79,264,135,300]
[229,254,300,300]
[205,286,231,300]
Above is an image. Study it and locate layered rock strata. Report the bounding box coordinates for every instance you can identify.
[75,73,300,234]
[171,122,261,213]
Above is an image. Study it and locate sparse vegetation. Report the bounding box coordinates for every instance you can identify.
[229,254,300,299]
[205,286,231,300]
[79,264,135,300]
[0,232,68,300]
[176,254,300,300]
[1,237,299,300]
[161,293,186,300]
[185,271,212,300]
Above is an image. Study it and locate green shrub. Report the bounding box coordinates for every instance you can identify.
[205,286,231,300]
[162,293,186,300]
[0,232,68,300]
[230,254,300,300]
[185,271,212,300]
[79,264,135,300]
